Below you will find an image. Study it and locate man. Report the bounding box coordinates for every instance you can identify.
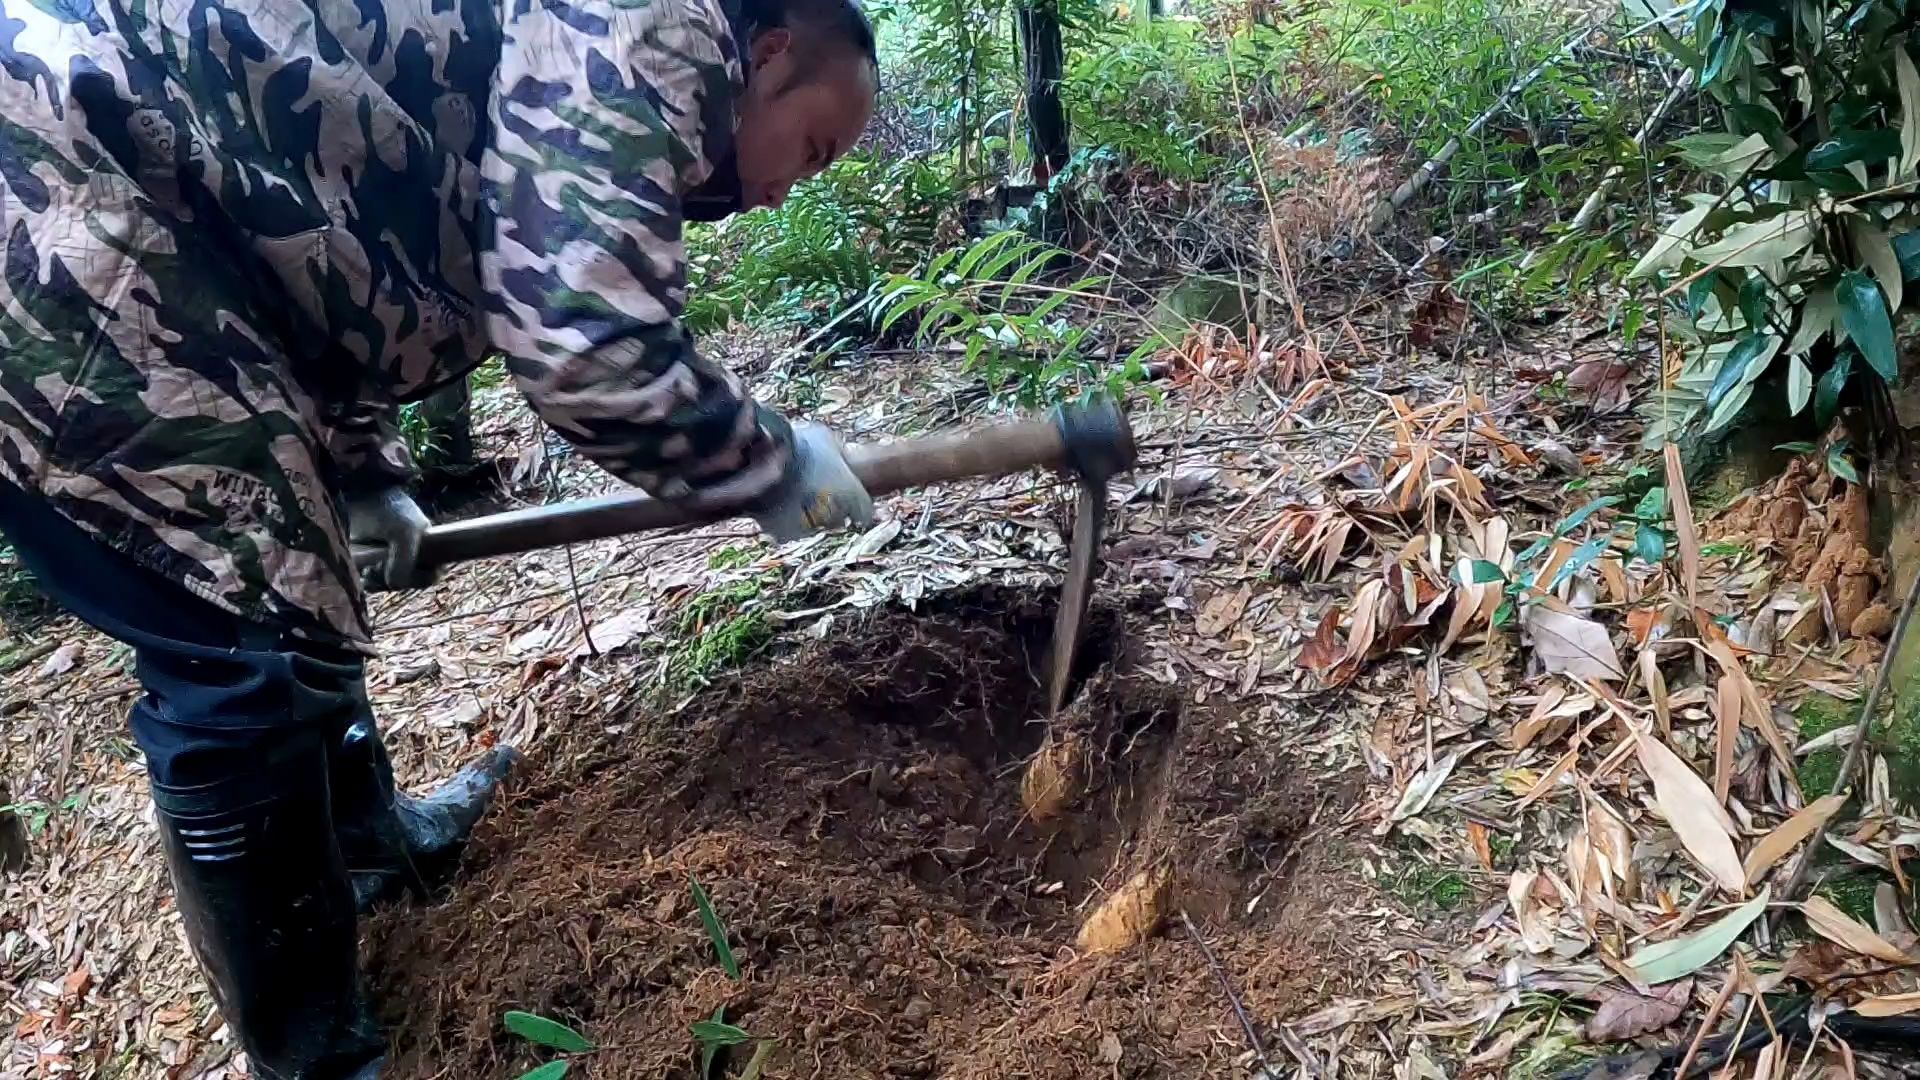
[0,0,878,1072]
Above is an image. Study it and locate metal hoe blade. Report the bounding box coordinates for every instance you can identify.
[1046,478,1106,716]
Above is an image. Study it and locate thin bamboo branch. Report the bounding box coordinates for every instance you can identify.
[1366,17,1611,234]
[1562,69,1695,238]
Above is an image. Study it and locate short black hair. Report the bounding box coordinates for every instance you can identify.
[738,0,879,72]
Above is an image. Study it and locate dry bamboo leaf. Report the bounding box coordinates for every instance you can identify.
[1567,830,1599,914]
[1079,867,1172,954]
[1587,803,1634,884]
[1484,516,1513,569]
[1441,570,1485,652]
[1802,896,1914,963]
[1511,684,1569,750]
[1388,748,1467,825]
[1469,821,1494,871]
[1666,444,1701,608]
[1854,991,1920,1017]
[1877,882,1912,938]
[1518,746,1579,809]
[1634,730,1745,894]
[1642,649,1671,737]
[1509,870,1557,953]
[1585,980,1693,1042]
[1828,835,1893,870]
[1705,640,1795,781]
[1743,795,1847,886]
[1297,608,1345,672]
[1534,538,1578,601]
[1341,579,1387,665]
[1714,673,1742,803]
[1529,607,1626,681]
[1197,585,1251,637]
[1598,557,1630,604]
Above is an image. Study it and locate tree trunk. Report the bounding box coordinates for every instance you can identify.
[1,778,27,876]
[1018,2,1069,184]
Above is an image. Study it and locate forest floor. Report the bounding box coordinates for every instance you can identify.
[6,239,1919,1078]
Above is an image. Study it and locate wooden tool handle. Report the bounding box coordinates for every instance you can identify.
[844,416,1066,495]
[365,415,1075,572]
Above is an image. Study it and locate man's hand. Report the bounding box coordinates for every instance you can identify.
[752,421,874,544]
[346,487,434,591]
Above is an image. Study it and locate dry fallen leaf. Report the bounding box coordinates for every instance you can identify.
[1803,896,1914,963]
[1297,608,1345,672]
[1469,821,1494,871]
[1196,585,1252,637]
[1528,607,1625,681]
[1585,979,1693,1042]
[1854,991,1920,1017]
[1713,672,1741,803]
[570,606,654,659]
[1666,445,1701,609]
[1509,870,1557,953]
[1634,730,1745,894]
[1743,795,1847,886]
[39,642,81,679]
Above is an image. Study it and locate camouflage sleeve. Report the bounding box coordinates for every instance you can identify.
[480,0,790,506]
[320,400,417,495]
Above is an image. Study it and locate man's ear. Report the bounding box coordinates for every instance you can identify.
[751,27,793,71]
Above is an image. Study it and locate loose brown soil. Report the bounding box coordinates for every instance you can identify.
[366,589,1362,1079]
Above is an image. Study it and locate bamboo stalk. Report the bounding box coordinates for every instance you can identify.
[1367,18,1610,234]
[1560,69,1695,240]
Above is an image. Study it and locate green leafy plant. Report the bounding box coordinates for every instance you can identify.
[1460,495,1626,625]
[502,1009,594,1079]
[688,877,776,1078]
[1630,0,1920,448]
[684,152,960,337]
[691,876,740,980]
[0,544,53,625]
[1630,485,1673,565]
[872,231,1157,407]
[1060,18,1297,181]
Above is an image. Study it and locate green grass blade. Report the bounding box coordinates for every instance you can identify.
[517,1062,570,1080]
[690,876,741,980]
[691,1020,755,1046]
[502,1011,593,1053]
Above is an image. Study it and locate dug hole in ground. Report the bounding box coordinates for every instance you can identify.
[366,586,1352,1078]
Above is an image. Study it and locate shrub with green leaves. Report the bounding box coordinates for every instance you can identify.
[1063,18,1297,182]
[1630,0,1920,447]
[872,231,1157,407]
[684,152,960,336]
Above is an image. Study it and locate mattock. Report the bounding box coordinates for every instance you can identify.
[355,398,1139,694]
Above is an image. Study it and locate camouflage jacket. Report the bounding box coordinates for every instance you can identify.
[0,0,783,646]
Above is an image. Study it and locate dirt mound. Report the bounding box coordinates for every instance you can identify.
[366,589,1353,1079]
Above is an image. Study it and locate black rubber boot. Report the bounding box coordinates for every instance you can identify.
[329,716,519,912]
[151,741,387,1079]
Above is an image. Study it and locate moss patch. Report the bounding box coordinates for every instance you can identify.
[1816,873,1881,925]
[1385,863,1471,912]
[1797,688,1920,809]
[1796,693,1856,797]
[662,576,777,691]
[1888,695,1920,808]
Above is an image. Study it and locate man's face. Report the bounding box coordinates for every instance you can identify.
[732,29,876,211]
